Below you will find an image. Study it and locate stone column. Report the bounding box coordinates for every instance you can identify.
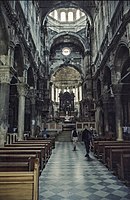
[79,85,82,101]
[51,84,54,101]
[54,85,56,102]
[0,67,11,146]
[103,97,109,133]
[75,87,78,102]
[126,23,130,54]
[83,52,90,76]
[113,85,123,141]
[30,88,36,137]
[17,83,28,140]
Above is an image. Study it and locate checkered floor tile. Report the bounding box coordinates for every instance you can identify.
[39,142,130,200]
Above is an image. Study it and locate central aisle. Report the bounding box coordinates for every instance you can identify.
[39,142,130,200]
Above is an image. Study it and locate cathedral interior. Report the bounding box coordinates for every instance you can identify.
[0,1,130,200]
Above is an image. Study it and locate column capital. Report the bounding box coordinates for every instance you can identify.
[17,83,28,96]
[0,66,15,84]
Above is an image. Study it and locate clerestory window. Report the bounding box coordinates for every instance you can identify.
[68,12,73,22]
[61,12,66,22]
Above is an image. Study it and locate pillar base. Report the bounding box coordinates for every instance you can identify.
[116,138,123,141]
[0,133,5,147]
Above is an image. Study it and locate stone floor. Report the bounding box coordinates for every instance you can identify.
[39,142,130,200]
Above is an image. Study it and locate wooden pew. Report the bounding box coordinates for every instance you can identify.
[0,149,43,173]
[117,153,130,184]
[15,139,52,150]
[8,141,52,162]
[0,158,39,200]
[0,162,31,172]
[27,137,55,149]
[1,147,46,171]
[4,144,49,163]
[103,145,130,165]
[107,148,130,172]
[0,154,36,162]
[94,141,130,159]
[0,154,37,172]
[14,140,52,160]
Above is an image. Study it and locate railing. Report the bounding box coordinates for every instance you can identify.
[6,133,17,144]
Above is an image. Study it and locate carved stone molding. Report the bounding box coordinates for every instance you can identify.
[17,83,28,96]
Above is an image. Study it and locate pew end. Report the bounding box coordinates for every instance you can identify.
[0,158,39,200]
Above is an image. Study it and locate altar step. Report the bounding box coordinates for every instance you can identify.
[57,130,72,142]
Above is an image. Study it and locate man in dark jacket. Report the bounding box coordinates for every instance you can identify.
[82,125,92,158]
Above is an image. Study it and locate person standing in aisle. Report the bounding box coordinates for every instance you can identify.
[82,125,92,158]
[71,128,78,151]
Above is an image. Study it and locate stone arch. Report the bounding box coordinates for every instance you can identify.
[114,44,129,82]
[0,11,9,55]
[49,32,86,52]
[13,44,24,77]
[51,63,83,77]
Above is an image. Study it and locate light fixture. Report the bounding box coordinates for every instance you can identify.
[62,47,71,56]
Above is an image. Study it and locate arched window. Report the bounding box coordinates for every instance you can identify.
[76,9,80,20]
[68,11,73,22]
[61,12,66,22]
[54,10,58,20]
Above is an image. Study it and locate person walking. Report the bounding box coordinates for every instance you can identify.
[71,128,78,151]
[82,125,92,158]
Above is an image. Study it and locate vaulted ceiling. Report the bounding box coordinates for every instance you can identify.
[38,0,96,22]
[38,0,96,89]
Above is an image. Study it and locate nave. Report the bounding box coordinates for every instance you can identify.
[39,142,130,200]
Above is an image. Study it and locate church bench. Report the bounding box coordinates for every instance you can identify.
[1,147,46,170]
[0,161,32,172]
[5,143,49,163]
[0,158,39,200]
[94,141,130,159]
[0,149,43,172]
[12,141,52,160]
[15,139,52,150]
[0,154,37,171]
[106,148,130,173]
[21,138,53,148]
[0,154,37,162]
[93,140,119,157]
[102,145,130,165]
[117,154,130,184]
[27,137,55,149]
